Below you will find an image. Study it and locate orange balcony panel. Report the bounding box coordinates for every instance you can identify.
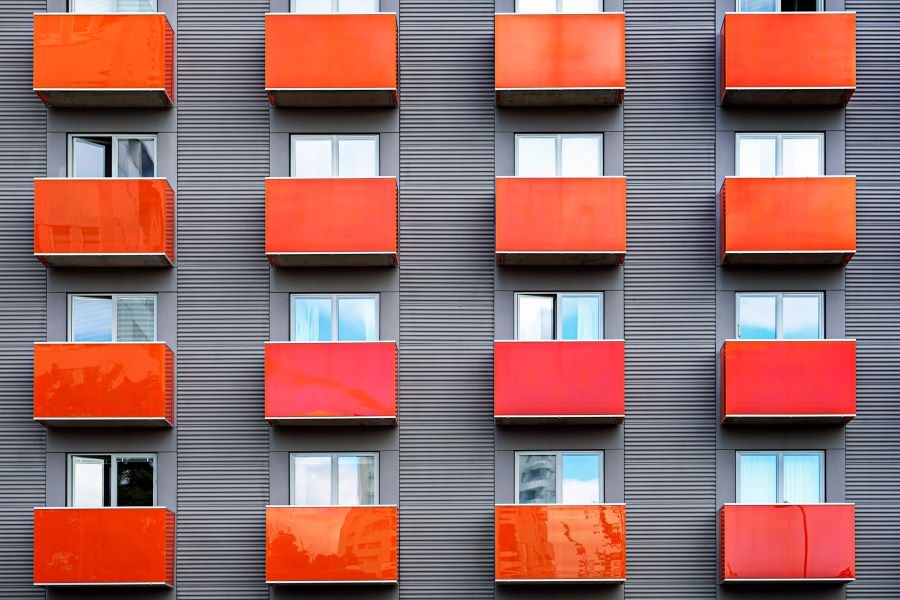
[496,177,626,266]
[266,178,397,267]
[495,13,626,107]
[495,504,626,583]
[33,13,174,108]
[265,342,397,426]
[34,178,175,267]
[721,177,856,266]
[265,13,398,107]
[266,505,398,584]
[721,504,855,583]
[34,343,174,427]
[494,341,624,425]
[721,340,856,425]
[721,12,856,106]
[34,507,175,587]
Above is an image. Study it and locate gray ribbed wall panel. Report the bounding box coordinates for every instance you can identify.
[845,3,900,597]
[397,3,496,598]
[0,2,47,599]
[623,2,717,598]
[176,2,270,597]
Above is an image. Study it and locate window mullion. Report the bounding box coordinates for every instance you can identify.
[110,454,118,507]
[112,294,118,343]
[333,296,339,340]
[556,136,562,177]
[332,136,339,177]
[556,452,563,504]
[331,454,339,505]
[111,135,119,178]
[776,452,784,503]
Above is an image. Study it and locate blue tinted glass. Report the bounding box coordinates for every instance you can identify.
[738,295,777,339]
[71,296,113,342]
[738,453,777,503]
[740,0,776,11]
[782,295,822,339]
[560,295,601,341]
[292,297,333,341]
[337,297,378,342]
[561,453,601,504]
[783,453,822,503]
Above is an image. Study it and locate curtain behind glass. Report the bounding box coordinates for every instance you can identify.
[517,295,554,340]
[116,296,155,342]
[337,455,376,505]
[116,456,155,506]
[293,297,333,341]
[560,295,601,340]
[71,0,116,12]
[782,136,822,177]
[518,454,556,504]
[117,0,157,11]
[737,135,777,177]
[739,0,776,11]
[291,0,332,12]
[71,455,110,507]
[293,138,333,177]
[738,453,777,503]
[71,296,113,342]
[117,138,155,177]
[517,136,556,176]
[517,0,556,12]
[561,0,601,12]
[337,138,378,177]
[338,0,378,13]
[292,455,332,505]
[783,453,822,503]
[560,136,601,177]
[337,297,378,341]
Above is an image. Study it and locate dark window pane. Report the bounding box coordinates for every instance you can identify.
[782,0,819,10]
[116,457,155,506]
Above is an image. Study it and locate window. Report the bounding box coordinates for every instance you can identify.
[68,454,157,507]
[737,451,824,504]
[69,135,157,178]
[69,294,156,343]
[736,133,823,177]
[516,0,602,12]
[70,0,157,12]
[516,293,603,341]
[290,453,378,505]
[290,135,379,178]
[515,134,603,177]
[736,292,823,340]
[737,0,822,11]
[516,451,603,504]
[291,294,379,342]
[290,0,378,12]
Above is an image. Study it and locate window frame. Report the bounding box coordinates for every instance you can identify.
[514,133,604,177]
[289,452,380,506]
[68,293,158,343]
[290,0,380,12]
[736,450,825,504]
[289,134,380,178]
[514,450,605,505]
[515,0,604,13]
[66,452,158,507]
[735,132,825,177]
[735,0,823,12]
[289,293,380,342]
[735,291,824,340]
[514,292,604,341]
[68,134,158,178]
[69,0,159,12]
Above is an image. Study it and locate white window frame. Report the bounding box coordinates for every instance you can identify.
[289,134,380,178]
[514,133,604,177]
[290,0,380,12]
[735,0,823,12]
[289,452,380,506]
[68,134,158,178]
[736,451,825,504]
[514,292,604,340]
[290,293,380,341]
[515,450,604,505]
[735,292,824,339]
[735,132,824,177]
[68,294,158,343]
[514,0,603,12]
[66,453,158,507]
[69,0,159,12]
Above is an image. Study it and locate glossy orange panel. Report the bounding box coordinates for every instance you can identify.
[33,14,174,105]
[265,342,397,423]
[34,343,174,426]
[34,508,175,586]
[266,506,398,583]
[495,504,626,582]
[721,504,855,582]
[495,14,626,91]
[494,341,624,421]
[722,340,856,422]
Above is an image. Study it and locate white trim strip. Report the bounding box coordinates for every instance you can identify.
[723,338,856,343]
[495,414,624,418]
[724,250,856,254]
[496,578,625,584]
[495,339,625,343]
[497,251,624,255]
[724,414,855,419]
[35,582,172,587]
[721,578,854,584]
[496,86,625,91]
[35,88,168,92]
[496,175,626,180]
[496,11,627,15]
[35,506,172,510]
[267,504,397,508]
[495,503,626,507]
[265,340,396,345]
[724,86,856,91]
[266,87,397,92]
[265,11,397,15]
[267,580,397,585]
[722,502,854,507]
[266,176,397,180]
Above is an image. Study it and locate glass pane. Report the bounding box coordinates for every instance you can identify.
[337,455,377,506]
[292,297,333,342]
[71,455,110,507]
[337,138,378,177]
[560,136,602,177]
[737,295,777,340]
[291,0,333,12]
[782,136,822,177]
[71,296,113,342]
[561,453,601,504]
[292,455,333,505]
[517,295,554,341]
[517,136,557,177]
[337,297,378,341]
[737,136,777,177]
[782,295,822,340]
[518,454,556,504]
[338,0,378,12]
[738,453,777,503]
[117,138,155,178]
[739,0,777,10]
[116,456,154,507]
[293,138,333,177]
[517,0,557,12]
[116,297,155,342]
[117,0,156,11]
[559,295,601,341]
[783,453,822,503]
[71,0,116,12]
[73,137,112,178]
[782,0,820,11]
[561,0,601,11]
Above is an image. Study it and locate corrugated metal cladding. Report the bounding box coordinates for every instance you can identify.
[622,1,717,598]
[0,1,47,598]
[176,1,270,598]
[397,2,496,599]
[845,2,900,598]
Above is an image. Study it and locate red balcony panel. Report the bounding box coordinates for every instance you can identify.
[34,343,174,427]
[35,178,175,267]
[494,341,624,425]
[495,504,626,583]
[721,340,856,425]
[265,13,398,107]
[721,177,856,266]
[34,13,174,108]
[495,13,626,107]
[34,508,175,587]
[266,505,398,584]
[265,342,397,426]
[265,178,397,267]
[721,504,855,583]
[496,177,626,266]
[721,12,856,106]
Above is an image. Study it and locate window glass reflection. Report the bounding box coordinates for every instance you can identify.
[292,297,333,342]
[738,453,777,503]
[518,454,556,504]
[737,136,777,177]
[739,0,776,11]
[561,0,601,11]
[71,296,114,342]
[517,0,556,12]
[116,456,155,507]
[782,136,822,177]
[293,138,333,177]
[337,455,377,506]
[337,138,378,177]
[738,295,777,340]
[117,0,156,12]
[117,138,156,178]
[291,0,332,12]
[783,453,822,503]
[71,455,110,507]
[337,297,378,341]
[782,295,822,339]
[517,295,554,340]
[560,136,601,177]
[71,0,116,12]
[517,136,556,177]
[338,0,378,12]
[561,453,601,504]
[116,296,155,342]
[292,455,332,505]
[559,295,601,340]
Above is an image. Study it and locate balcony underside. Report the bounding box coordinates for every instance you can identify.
[497,251,623,267]
[37,417,172,428]
[268,580,398,586]
[267,88,397,108]
[267,252,397,268]
[722,250,854,267]
[496,88,623,108]
[37,253,174,268]
[722,414,854,426]
[266,415,396,427]
[722,87,854,107]
[721,578,854,585]
[36,88,172,109]
[497,578,626,585]
[495,414,623,426]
